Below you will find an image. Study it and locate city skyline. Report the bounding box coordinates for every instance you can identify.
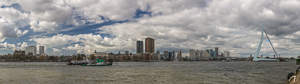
[0,0,300,57]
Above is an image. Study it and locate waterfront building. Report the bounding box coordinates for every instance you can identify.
[136,41,143,54]
[163,51,169,58]
[154,53,161,60]
[224,51,230,60]
[172,50,175,59]
[94,50,109,60]
[156,50,160,54]
[195,50,200,57]
[125,51,129,55]
[189,49,195,59]
[144,53,154,61]
[13,50,25,56]
[209,49,215,57]
[224,51,230,57]
[143,53,151,61]
[215,47,219,56]
[39,46,44,55]
[156,50,161,60]
[108,52,114,59]
[168,52,172,60]
[145,37,155,53]
[205,49,209,55]
[132,54,139,61]
[195,50,200,60]
[26,46,36,56]
[204,49,209,60]
[178,50,182,58]
[160,54,165,60]
[200,50,204,57]
[157,53,161,60]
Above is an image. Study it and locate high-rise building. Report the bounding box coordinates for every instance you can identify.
[206,49,209,54]
[26,46,36,56]
[172,50,175,59]
[200,50,204,57]
[163,51,169,58]
[145,37,155,53]
[136,41,143,54]
[178,50,182,58]
[156,50,161,60]
[156,50,160,54]
[168,52,172,59]
[215,47,218,56]
[209,49,216,57]
[158,54,161,60]
[39,46,44,55]
[195,50,200,57]
[224,51,230,57]
[189,49,195,58]
[204,49,209,60]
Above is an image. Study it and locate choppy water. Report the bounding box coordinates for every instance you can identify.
[0,60,298,84]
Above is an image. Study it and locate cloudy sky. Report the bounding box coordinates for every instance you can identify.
[0,0,300,57]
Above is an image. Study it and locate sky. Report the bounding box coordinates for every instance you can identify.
[0,0,300,57]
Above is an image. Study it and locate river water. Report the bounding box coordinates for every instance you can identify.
[0,60,298,84]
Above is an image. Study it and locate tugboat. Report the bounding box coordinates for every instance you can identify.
[81,59,113,66]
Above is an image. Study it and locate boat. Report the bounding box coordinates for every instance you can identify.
[81,59,113,66]
[67,60,89,65]
[82,63,112,66]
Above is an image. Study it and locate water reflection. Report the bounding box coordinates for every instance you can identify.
[0,60,298,84]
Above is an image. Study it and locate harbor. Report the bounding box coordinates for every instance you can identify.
[0,0,299,84]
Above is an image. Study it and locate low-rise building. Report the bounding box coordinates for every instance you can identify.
[13,50,25,56]
[94,50,109,60]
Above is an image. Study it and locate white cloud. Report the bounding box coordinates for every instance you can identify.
[0,7,29,42]
[29,20,58,32]
[0,42,27,50]
[33,33,135,54]
[1,0,300,57]
[22,30,28,35]
[19,42,28,50]
[0,42,16,49]
[17,0,74,24]
[52,48,61,52]
[93,0,300,57]
[66,0,140,21]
